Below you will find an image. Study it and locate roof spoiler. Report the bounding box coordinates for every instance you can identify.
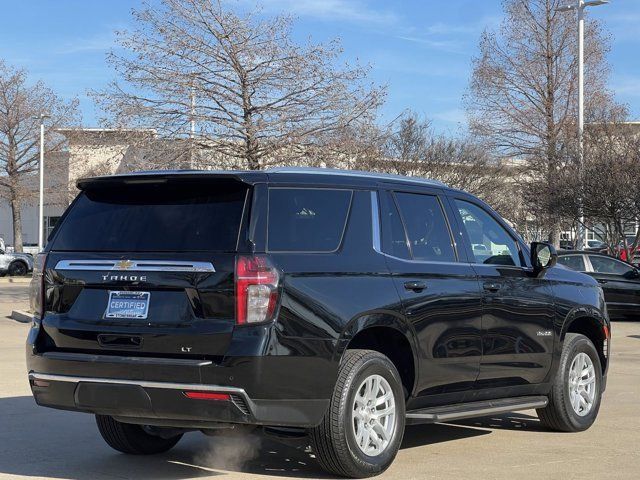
[76,170,266,190]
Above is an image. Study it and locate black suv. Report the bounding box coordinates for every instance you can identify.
[27,168,610,478]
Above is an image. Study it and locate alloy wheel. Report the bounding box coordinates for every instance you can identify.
[352,374,396,457]
[568,352,597,417]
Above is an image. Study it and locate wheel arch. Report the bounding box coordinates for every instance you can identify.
[335,312,419,398]
[561,309,609,372]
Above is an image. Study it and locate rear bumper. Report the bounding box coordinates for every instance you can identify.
[28,372,328,428]
[26,324,336,428]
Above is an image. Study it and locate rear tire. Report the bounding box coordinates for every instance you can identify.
[96,415,182,454]
[537,333,603,432]
[309,349,405,478]
[7,261,27,276]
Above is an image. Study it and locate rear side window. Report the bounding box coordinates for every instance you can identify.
[268,188,352,252]
[394,192,456,262]
[381,196,411,260]
[558,255,586,271]
[52,181,248,252]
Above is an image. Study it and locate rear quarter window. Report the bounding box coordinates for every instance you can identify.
[267,188,353,252]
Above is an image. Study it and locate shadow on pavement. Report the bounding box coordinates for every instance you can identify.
[401,422,490,449]
[0,395,521,479]
[0,395,326,480]
[452,412,548,432]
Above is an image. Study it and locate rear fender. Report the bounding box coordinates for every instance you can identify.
[334,311,419,392]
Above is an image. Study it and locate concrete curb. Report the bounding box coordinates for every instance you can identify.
[0,277,32,284]
[10,310,33,323]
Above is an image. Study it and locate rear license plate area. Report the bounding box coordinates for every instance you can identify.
[105,291,150,319]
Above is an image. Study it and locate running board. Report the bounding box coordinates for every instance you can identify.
[405,396,548,424]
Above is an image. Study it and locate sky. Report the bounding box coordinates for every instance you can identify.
[1,0,639,134]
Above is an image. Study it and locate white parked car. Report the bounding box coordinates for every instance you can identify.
[0,243,34,276]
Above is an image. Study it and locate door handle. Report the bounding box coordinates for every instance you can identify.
[483,282,502,292]
[404,281,427,292]
[597,279,608,284]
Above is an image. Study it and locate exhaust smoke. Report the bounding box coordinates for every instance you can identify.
[193,427,262,472]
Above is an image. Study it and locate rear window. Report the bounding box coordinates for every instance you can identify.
[267,188,352,252]
[52,181,248,252]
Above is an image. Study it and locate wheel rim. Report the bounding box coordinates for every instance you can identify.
[568,352,597,417]
[352,374,396,457]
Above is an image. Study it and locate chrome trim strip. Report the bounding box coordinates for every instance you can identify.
[29,372,245,395]
[41,351,213,367]
[371,191,382,253]
[54,259,215,272]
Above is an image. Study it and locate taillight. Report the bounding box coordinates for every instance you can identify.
[29,253,47,320]
[235,255,279,325]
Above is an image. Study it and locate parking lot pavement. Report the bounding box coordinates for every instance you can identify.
[0,283,29,318]
[1,283,639,480]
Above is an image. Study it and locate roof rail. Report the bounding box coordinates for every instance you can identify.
[265,167,447,187]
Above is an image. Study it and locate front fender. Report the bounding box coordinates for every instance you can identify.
[560,303,609,341]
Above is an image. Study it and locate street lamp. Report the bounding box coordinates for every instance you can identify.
[33,113,50,252]
[557,0,609,250]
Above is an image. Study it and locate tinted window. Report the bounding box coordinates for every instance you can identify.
[268,188,352,252]
[394,192,455,262]
[588,255,634,275]
[455,200,520,266]
[381,195,411,259]
[558,255,586,271]
[53,182,247,252]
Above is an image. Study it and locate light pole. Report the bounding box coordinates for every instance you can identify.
[33,113,50,251]
[557,0,609,250]
[189,72,197,168]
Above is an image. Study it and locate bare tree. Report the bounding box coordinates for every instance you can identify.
[552,122,640,258]
[296,120,387,171]
[465,0,623,246]
[92,0,384,170]
[365,111,520,219]
[0,60,80,252]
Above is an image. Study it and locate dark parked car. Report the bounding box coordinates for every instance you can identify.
[558,251,640,320]
[27,168,610,478]
[585,240,607,252]
[560,239,575,250]
[559,239,606,253]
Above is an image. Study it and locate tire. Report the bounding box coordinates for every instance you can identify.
[309,349,405,478]
[7,261,27,276]
[96,415,182,455]
[537,333,603,432]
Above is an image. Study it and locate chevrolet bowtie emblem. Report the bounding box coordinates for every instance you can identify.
[115,260,135,270]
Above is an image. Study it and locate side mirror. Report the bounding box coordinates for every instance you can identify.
[624,268,640,279]
[531,242,557,275]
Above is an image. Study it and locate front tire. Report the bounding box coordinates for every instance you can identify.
[96,415,182,455]
[309,349,405,478]
[537,333,603,432]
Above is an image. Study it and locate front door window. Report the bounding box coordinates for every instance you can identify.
[454,200,520,266]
